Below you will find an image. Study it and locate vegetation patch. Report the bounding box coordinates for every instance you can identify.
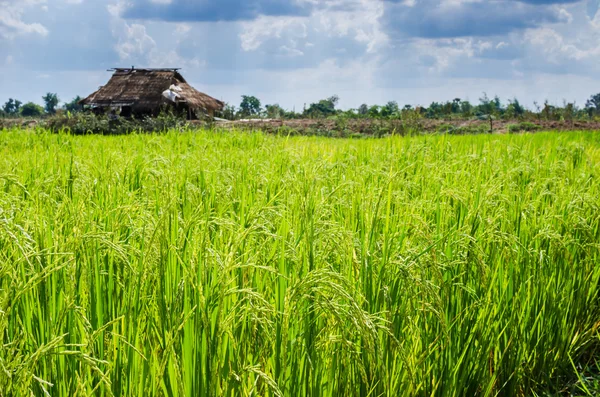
[44,111,189,135]
[508,122,543,133]
[1,129,599,396]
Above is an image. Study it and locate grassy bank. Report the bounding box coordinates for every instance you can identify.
[1,129,599,396]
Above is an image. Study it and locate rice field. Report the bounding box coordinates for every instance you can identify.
[1,128,600,396]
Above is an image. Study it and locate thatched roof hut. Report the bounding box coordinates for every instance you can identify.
[81,68,224,119]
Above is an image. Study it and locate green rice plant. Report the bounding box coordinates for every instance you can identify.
[0,128,599,396]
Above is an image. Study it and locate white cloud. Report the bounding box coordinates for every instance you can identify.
[557,8,573,24]
[108,3,206,69]
[240,16,307,51]
[272,57,381,103]
[114,23,157,61]
[0,0,49,39]
[523,2,600,68]
[314,0,388,53]
[525,27,600,63]
[409,37,493,72]
[174,23,191,37]
[279,45,304,57]
[239,0,388,55]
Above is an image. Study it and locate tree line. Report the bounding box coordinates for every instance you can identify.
[0,94,81,118]
[225,93,600,122]
[2,92,600,122]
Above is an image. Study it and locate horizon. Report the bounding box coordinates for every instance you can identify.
[1,0,600,111]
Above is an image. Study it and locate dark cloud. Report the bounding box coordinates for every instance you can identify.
[123,0,312,22]
[384,0,575,39]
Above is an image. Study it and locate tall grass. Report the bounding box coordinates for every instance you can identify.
[1,128,599,396]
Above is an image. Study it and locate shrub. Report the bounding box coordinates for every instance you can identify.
[509,122,542,134]
[437,123,491,135]
[508,124,520,134]
[457,124,490,135]
[20,102,44,117]
[437,124,456,134]
[45,111,188,135]
[520,122,541,131]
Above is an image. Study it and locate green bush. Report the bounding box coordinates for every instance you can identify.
[508,124,520,134]
[457,125,490,135]
[437,124,456,134]
[520,121,541,131]
[509,122,542,134]
[45,111,188,135]
[437,124,489,135]
[20,102,44,117]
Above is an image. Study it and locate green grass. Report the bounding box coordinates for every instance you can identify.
[1,128,600,396]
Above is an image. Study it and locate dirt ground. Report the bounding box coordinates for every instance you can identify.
[3,117,600,135]
[216,118,600,136]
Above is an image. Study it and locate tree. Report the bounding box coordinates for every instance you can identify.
[358,104,369,116]
[585,93,600,117]
[477,93,493,116]
[563,101,576,125]
[64,96,83,113]
[239,95,261,118]
[533,101,542,121]
[368,105,381,118]
[220,103,236,120]
[450,98,461,114]
[381,101,399,117]
[304,95,339,118]
[426,102,442,118]
[506,98,525,119]
[542,100,556,120]
[476,93,500,132]
[492,96,503,115]
[20,102,44,117]
[42,92,60,114]
[265,104,284,119]
[3,98,22,116]
[460,100,473,117]
[442,101,454,118]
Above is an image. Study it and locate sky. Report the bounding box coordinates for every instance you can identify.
[1,0,600,111]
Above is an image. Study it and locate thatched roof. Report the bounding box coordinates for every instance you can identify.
[81,68,224,114]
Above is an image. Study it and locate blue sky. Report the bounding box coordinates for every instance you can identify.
[1,0,600,110]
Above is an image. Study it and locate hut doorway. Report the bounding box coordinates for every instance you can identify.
[121,106,132,118]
